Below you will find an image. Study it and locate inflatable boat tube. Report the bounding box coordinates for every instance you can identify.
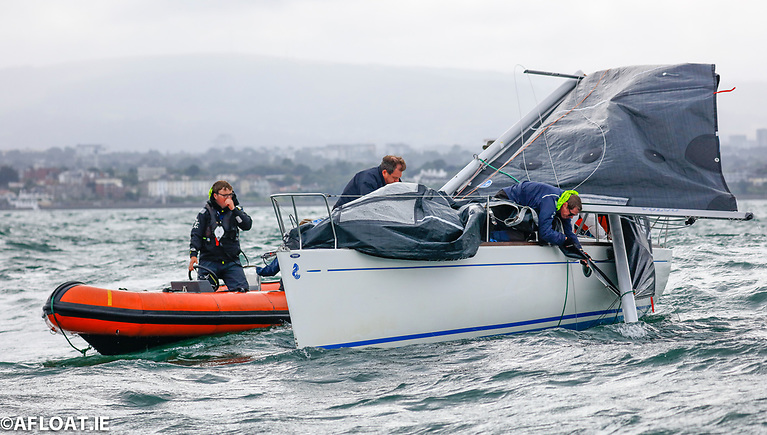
[43,281,290,355]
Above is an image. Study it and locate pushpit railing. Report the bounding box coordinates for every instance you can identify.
[270,193,338,250]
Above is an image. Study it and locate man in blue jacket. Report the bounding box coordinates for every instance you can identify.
[189,180,253,291]
[257,257,280,277]
[333,155,406,209]
[496,181,582,250]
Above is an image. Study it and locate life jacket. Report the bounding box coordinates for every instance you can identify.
[203,203,238,248]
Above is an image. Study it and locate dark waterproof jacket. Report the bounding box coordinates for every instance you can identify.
[190,195,252,262]
[333,165,386,209]
[257,258,280,277]
[499,181,581,249]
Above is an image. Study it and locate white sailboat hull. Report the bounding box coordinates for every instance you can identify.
[278,243,672,349]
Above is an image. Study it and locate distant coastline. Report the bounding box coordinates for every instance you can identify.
[0,200,276,211]
[3,196,764,213]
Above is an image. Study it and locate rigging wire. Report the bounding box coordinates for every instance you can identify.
[525,66,561,185]
[515,65,533,184]
[459,69,609,199]
[518,64,547,185]
[456,66,533,197]
[513,65,528,150]
[536,68,566,188]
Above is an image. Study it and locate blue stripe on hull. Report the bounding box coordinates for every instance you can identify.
[306,260,668,274]
[319,304,652,349]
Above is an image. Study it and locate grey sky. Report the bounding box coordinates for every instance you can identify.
[1,0,764,84]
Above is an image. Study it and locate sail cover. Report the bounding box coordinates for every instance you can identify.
[285,183,485,260]
[451,64,737,211]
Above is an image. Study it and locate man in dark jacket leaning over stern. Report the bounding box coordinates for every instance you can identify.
[495,181,583,251]
[333,155,406,209]
[189,180,253,291]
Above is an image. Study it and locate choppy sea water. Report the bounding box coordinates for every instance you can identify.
[1,201,766,434]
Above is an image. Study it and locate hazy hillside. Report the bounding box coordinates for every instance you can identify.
[0,55,763,152]
[0,55,555,153]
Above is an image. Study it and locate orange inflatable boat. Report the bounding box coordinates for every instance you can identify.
[43,280,290,355]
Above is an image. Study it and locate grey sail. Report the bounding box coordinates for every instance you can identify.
[445,64,738,213]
